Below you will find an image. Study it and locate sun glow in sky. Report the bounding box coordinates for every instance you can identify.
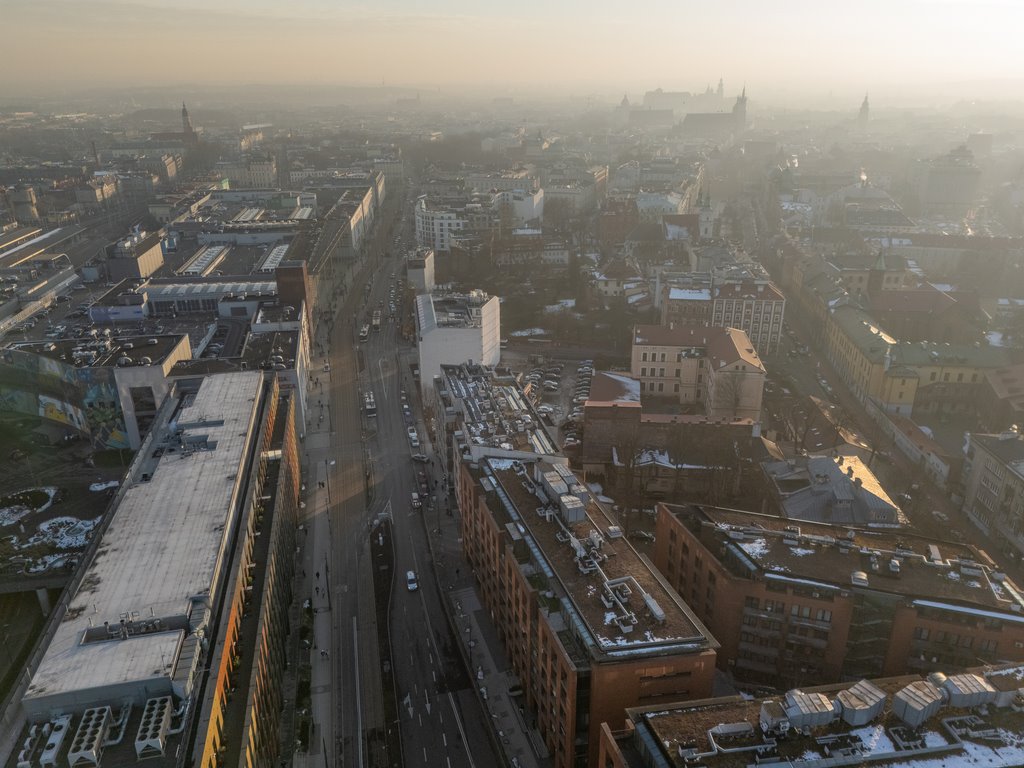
[4,0,1024,99]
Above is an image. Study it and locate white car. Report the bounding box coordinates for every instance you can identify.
[406,570,419,591]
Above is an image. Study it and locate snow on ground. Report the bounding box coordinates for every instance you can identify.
[509,328,547,337]
[0,487,58,527]
[89,480,119,492]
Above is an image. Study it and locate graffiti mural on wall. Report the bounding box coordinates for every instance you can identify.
[0,348,130,449]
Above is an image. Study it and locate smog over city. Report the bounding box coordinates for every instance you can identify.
[5,3,1024,768]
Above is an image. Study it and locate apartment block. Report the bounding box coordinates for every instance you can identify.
[653,503,1024,690]
[439,365,718,768]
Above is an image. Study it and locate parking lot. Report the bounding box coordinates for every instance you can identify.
[502,350,595,451]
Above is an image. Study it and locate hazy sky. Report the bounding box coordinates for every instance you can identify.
[4,0,1024,101]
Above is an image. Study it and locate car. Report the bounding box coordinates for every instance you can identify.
[406,570,419,591]
[932,510,950,522]
[536,405,553,414]
[412,453,429,463]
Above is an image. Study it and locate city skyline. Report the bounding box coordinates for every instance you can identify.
[4,0,1024,104]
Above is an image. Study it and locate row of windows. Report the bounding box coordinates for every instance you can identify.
[639,367,704,382]
[639,351,707,364]
[913,627,998,652]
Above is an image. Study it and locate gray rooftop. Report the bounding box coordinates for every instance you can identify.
[25,372,264,709]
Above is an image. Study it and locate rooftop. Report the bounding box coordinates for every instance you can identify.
[829,305,897,362]
[588,371,642,405]
[440,364,558,458]
[25,372,264,709]
[481,458,715,660]
[633,324,764,372]
[668,503,1024,612]
[416,289,495,332]
[762,454,904,527]
[667,287,711,302]
[889,338,1008,369]
[624,664,1024,768]
[5,334,186,368]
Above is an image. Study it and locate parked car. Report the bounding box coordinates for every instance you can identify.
[412,453,429,463]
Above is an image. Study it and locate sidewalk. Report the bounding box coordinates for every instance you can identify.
[413,385,551,768]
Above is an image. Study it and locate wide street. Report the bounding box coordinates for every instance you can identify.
[301,190,498,768]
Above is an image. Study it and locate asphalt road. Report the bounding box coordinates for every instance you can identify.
[316,193,496,767]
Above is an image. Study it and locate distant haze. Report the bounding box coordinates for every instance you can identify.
[5,0,1024,106]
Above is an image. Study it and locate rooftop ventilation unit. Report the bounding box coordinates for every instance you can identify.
[784,689,838,730]
[68,707,111,768]
[944,673,997,708]
[134,697,171,760]
[39,715,71,768]
[892,680,944,728]
[836,679,887,726]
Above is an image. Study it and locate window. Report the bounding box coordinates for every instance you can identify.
[642,352,648,362]
[744,596,760,609]
[659,368,665,377]
[675,368,680,377]
[816,609,832,623]
[658,383,664,392]
[660,353,666,362]
[930,372,937,382]
[674,384,680,392]
[979,638,998,653]
[641,367,647,377]
[957,372,964,382]
[943,372,950,382]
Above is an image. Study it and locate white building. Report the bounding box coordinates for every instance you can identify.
[407,248,435,293]
[493,188,544,227]
[416,290,501,386]
[415,196,467,252]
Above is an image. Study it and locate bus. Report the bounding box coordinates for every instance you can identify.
[359,324,370,343]
[363,390,377,417]
[371,310,382,332]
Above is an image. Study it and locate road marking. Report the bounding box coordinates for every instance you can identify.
[423,747,428,762]
[448,692,476,768]
[353,617,364,767]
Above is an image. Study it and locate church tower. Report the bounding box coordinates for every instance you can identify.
[716,78,724,99]
[181,102,195,145]
[857,93,870,131]
[698,187,715,240]
[732,86,747,130]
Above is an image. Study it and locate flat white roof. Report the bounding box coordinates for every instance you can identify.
[26,372,263,704]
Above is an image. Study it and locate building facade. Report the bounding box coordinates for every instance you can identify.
[631,324,766,420]
[653,503,1024,690]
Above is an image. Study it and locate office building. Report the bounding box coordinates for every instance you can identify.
[19,372,300,768]
[653,503,1024,689]
[415,290,500,386]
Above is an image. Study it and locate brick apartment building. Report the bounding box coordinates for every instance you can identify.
[438,365,718,768]
[653,503,1024,690]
